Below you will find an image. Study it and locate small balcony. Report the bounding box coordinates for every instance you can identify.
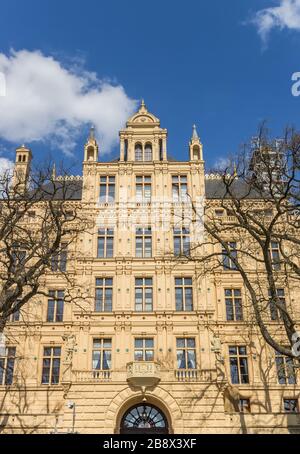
[126,361,161,388]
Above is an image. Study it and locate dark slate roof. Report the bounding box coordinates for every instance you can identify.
[109,156,178,162]
[37,176,261,201]
[205,178,262,199]
[32,180,83,201]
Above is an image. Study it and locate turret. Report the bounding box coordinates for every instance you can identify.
[189,124,203,161]
[84,126,99,162]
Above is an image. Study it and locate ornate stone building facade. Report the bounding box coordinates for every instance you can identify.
[1,102,300,434]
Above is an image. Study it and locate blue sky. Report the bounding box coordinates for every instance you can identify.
[0,0,300,173]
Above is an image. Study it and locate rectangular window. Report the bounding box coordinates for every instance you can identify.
[269,241,281,270]
[0,347,16,386]
[12,244,26,271]
[135,227,152,258]
[172,175,187,202]
[269,289,286,321]
[136,176,151,202]
[229,346,249,384]
[275,351,296,385]
[9,306,20,322]
[92,339,112,370]
[222,242,238,270]
[134,338,154,361]
[173,227,190,256]
[97,229,114,258]
[225,289,243,321]
[41,347,61,385]
[175,278,193,311]
[215,209,225,217]
[135,278,153,311]
[99,176,115,203]
[47,290,64,323]
[95,278,113,312]
[11,310,20,322]
[51,243,68,272]
[176,338,196,369]
[239,399,251,413]
[284,399,299,413]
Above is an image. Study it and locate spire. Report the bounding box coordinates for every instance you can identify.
[192,124,199,140]
[189,124,203,161]
[84,124,99,162]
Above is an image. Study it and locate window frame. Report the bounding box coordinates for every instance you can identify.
[134,277,153,312]
[134,338,154,362]
[269,241,281,270]
[97,228,114,258]
[269,288,286,321]
[275,351,297,385]
[175,277,193,311]
[283,398,299,413]
[173,227,190,256]
[99,175,116,203]
[224,288,243,321]
[135,227,152,258]
[0,347,16,386]
[95,278,113,312]
[135,175,152,202]
[222,242,238,270]
[41,346,61,385]
[50,243,68,272]
[46,290,64,323]
[229,345,250,385]
[176,337,197,370]
[92,338,112,371]
[172,175,188,202]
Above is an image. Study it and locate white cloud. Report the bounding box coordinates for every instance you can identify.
[0,157,14,176]
[0,50,137,155]
[213,157,231,170]
[252,0,300,43]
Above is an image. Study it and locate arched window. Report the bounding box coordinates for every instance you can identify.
[120,404,168,434]
[135,143,143,161]
[87,146,95,161]
[193,145,200,160]
[144,143,152,161]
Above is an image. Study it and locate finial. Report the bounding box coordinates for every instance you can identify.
[89,125,95,140]
[233,162,237,177]
[192,124,199,140]
[140,99,147,111]
[52,163,56,180]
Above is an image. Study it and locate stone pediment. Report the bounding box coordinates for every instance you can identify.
[126,100,160,128]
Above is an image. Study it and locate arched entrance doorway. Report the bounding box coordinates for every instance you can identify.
[120,403,169,434]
